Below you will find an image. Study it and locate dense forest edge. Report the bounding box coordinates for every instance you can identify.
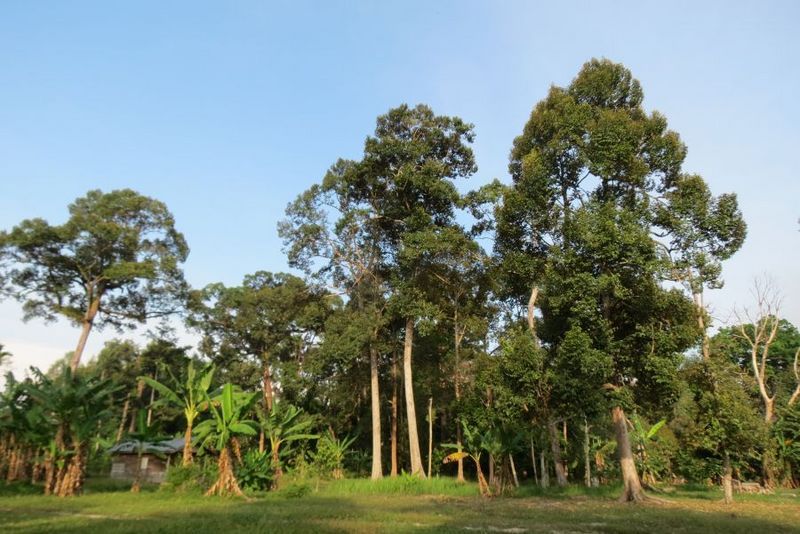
[0,59,798,512]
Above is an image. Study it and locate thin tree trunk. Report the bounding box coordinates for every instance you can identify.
[427,397,433,478]
[539,449,549,488]
[584,416,591,487]
[530,437,538,484]
[510,454,519,487]
[527,286,539,340]
[262,353,274,412]
[454,313,465,482]
[129,378,146,433]
[182,420,193,466]
[146,371,157,427]
[613,406,646,502]
[116,395,131,442]
[370,346,383,480]
[131,446,143,493]
[391,351,398,477]
[722,451,733,504]
[788,348,800,407]
[70,297,99,372]
[547,419,568,486]
[693,291,711,361]
[474,457,491,497]
[403,317,425,477]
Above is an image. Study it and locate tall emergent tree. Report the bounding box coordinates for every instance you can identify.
[0,189,189,371]
[285,104,476,477]
[496,59,744,501]
[281,163,390,479]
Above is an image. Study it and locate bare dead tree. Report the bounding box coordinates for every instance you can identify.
[734,277,783,423]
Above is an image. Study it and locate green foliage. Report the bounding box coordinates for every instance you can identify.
[313,430,356,479]
[0,188,189,331]
[774,404,800,484]
[193,383,258,453]
[236,449,274,493]
[139,360,214,447]
[161,461,218,494]
[673,356,766,481]
[280,480,313,498]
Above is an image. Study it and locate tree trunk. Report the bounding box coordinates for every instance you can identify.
[403,317,425,477]
[527,286,539,341]
[391,351,398,477]
[427,397,433,478]
[613,406,646,502]
[547,419,568,486]
[206,447,243,497]
[530,437,538,484]
[583,417,591,487]
[131,447,143,493]
[454,314,465,482]
[788,348,800,407]
[474,457,491,497]
[539,449,549,488]
[182,421,193,466]
[116,395,131,442]
[70,297,100,372]
[146,371,157,427]
[510,454,519,487]
[129,381,146,433]
[262,353,274,412]
[370,347,383,480]
[272,443,283,488]
[722,451,733,504]
[693,291,710,361]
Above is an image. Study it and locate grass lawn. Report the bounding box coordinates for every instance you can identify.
[0,478,797,533]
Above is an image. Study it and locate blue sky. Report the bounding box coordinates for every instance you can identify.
[1,1,798,377]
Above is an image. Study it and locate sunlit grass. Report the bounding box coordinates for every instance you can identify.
[0,477,798,533]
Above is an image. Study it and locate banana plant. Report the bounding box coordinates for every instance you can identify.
[443,422,492,497]
[125,409,170,493]
[193,383,258,496]
[260,403,318,488]
[26,365,118,496]
[630,415,667,484]
[138,361,215,466]
[316,429,357,479]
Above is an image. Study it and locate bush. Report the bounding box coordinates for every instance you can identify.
[313,431,355,479]
[236,449,274,492]
[161,460,217,493]
[280,480,312,498]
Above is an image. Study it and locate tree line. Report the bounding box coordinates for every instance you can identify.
[0,59,798,502]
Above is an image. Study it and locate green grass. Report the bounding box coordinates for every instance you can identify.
[0,477,797,533]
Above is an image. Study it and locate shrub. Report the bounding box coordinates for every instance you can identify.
[161,460,217,493]
[281,480,312,498]
[313,431,355,479]
[236,449,274,492]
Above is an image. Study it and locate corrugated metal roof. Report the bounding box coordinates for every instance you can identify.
[108,437,185,455]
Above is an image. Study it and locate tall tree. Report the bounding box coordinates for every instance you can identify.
[0,189,189,371]
[189,272,332,419]
[283,103,477,477]
[281,166,390,479]
[496,59,734,501]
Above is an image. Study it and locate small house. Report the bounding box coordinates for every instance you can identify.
[108,438,185,484]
